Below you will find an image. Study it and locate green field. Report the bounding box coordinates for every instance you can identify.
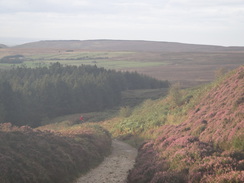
[1,47,244,87]
[0,51,166,70]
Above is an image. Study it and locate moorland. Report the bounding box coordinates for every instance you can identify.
[106,66,244,183]
[1,40,244,87]
[0,40,243,183]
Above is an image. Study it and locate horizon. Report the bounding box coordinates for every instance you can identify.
[1,38,244,47]
[1,0,244,47]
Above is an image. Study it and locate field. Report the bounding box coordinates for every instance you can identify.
[1,40,244,87]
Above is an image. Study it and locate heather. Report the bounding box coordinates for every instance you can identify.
[102,66,244,182]
[126,66,244,183]
[0,123,111,183]
[102,76,212,145]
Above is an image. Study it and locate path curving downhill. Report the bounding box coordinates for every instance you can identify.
[75,139,137,183]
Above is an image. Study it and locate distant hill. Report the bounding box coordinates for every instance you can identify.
[0,44,7,48]
[14,40,244,52]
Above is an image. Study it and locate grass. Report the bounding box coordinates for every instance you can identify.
[121,88,168,106]
[27,51,133,60]
[39,88,168,129]
[44,60,165,69]
[102,83,209,144]
[0,50,166,70]
[39,109,118,129]
[0,63,15,69]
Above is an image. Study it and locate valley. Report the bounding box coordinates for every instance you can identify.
[0,40,243,183]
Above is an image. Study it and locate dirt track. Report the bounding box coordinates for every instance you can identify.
[75,139,137,183]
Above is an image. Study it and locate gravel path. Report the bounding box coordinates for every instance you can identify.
[75,139,137,183]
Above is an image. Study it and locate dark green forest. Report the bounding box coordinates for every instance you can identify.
[0,63,169,127]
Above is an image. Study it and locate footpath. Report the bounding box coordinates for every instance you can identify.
[75,139,137,183]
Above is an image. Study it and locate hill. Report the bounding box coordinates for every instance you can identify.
[14,40,244,52]
[126,66,244,182]
[101,66,243,182]
[0,44,7,48]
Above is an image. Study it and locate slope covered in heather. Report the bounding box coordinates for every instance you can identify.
[126,66,244,182]
[0,123,111,183]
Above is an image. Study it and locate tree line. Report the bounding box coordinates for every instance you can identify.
[0,55,25,64]
[0,63,169,127]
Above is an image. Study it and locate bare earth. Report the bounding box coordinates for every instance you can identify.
[75,139,138,183]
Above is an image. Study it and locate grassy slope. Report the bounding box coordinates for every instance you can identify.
[0,123,111,183]
[102,82,209,144]
[102,66,244,182]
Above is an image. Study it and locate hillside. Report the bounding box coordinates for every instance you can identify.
[126,66,244,182]
[0,63,168,127]
[14,40,244,52]
[0,44,7,48]
[0,123,111,183]
[101,66,243,182]
[1,66,242,183]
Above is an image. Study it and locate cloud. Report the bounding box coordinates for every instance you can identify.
[0,0,244,46]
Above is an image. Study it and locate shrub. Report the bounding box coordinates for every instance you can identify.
[0,123,111,183]
[119,106,132,117]
[215,67,228,79]
[168,83,183,107]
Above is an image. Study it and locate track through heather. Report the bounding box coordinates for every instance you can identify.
[75,139,137,183]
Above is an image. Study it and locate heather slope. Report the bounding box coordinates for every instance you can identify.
[0,123,111,183]
[126,66,244,182]
[180,67,243,148]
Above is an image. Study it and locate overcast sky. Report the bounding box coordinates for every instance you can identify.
[0,0,244,46]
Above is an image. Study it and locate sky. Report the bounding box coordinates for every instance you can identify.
[0,0,244,46]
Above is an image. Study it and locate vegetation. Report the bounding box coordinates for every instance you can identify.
[0,55,24,64]
[0,122,111,183]
[121,88,168,107]
[102,66,244,182]
[102,81,206,144]
[0,63,169,127]
[0,44,7,48]
[0,41,243,183]
[1,43,244,88]
[0,51,166,70]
